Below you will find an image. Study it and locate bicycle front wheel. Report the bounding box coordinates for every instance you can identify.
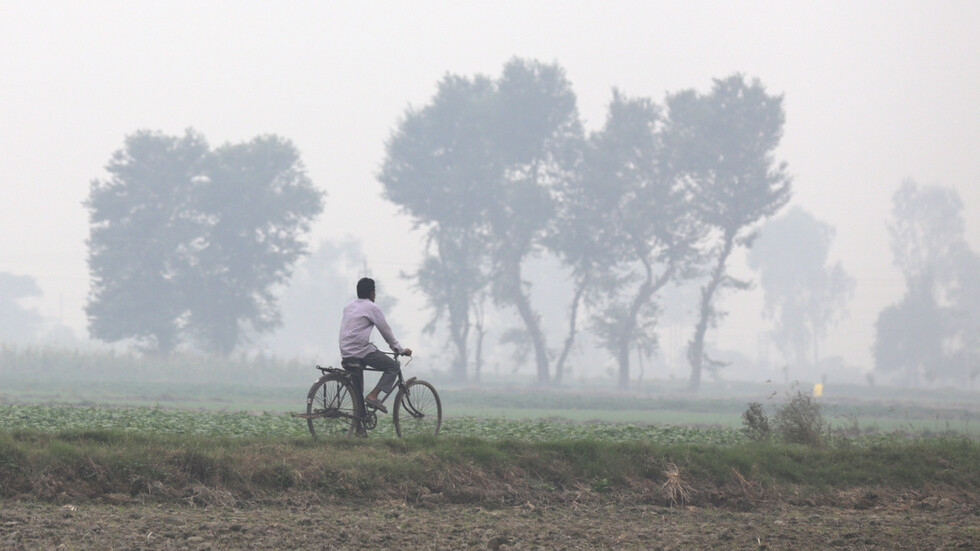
[393,380,442,438]
[306,374,358,438]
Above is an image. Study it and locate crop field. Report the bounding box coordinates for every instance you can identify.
[0,404,745,444]
[2,351,980,548]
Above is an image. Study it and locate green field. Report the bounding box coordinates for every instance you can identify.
[3,346,980,448]
[3,376,978,437]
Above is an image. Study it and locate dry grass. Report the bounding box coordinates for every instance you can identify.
[662,462,695,507]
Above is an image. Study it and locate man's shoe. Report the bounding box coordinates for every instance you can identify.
[364,397,387,413]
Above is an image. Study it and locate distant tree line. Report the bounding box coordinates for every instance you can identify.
[81,58,976,390]
[380,58,792,391]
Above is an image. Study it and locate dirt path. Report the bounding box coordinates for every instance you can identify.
[1,499,977,550]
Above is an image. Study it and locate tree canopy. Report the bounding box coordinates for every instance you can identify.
[874,181,980,385]
[381,58,582,383]
[382,64,796,389]
[665,74,792,392]
[749,207,854,378]
[86,129,323,355]
[561,90,702,389]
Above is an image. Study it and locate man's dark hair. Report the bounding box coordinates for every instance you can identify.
[356,277,375,299]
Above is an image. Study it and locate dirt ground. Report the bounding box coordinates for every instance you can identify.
[1,497,977,550]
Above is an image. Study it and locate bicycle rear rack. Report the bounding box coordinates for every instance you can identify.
[316,365,348,376]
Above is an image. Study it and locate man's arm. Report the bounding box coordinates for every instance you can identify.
[369,303,405,354]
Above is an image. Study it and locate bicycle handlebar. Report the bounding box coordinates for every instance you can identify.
[385,350,413,366]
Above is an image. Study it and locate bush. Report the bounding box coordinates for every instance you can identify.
[741,402,772,441]
[774,391,825,446]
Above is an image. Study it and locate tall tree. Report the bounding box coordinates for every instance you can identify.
[413,228,489,381]
[665,75,792,393]
[484,59,583,385]
[86,130,209,354]
[187,136,322,354]
[874,181,979,385]
[86,130,322,355]
[381,58,582,384]
[947,249,980,387]
[380,73,496,381]
[873,276,946,385]
[556,90,701,389]
[748,207,854,378]
[888,180,964,287]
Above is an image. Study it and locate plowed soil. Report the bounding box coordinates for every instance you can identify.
[2,495,977,550]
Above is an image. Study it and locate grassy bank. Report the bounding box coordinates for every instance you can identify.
[2,430,978,508]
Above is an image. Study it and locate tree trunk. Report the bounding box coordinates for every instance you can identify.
[472,294,486,383]
[554,277,588,385]
[687,231,736,393]
[617,260,675,390]
[450,331,468,382]
[507,263,550,385]
[448,295,470,383]
[617,340,631,390]
[474,324,484,382]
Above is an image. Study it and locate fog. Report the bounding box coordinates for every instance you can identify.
[2,2,979,387]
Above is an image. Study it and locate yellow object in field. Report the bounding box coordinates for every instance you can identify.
[813,383,824,397]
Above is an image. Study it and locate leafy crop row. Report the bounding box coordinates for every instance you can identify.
[0,404,742,444]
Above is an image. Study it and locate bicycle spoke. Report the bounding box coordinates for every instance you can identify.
[393,380,442,437]
[307,375,358,438]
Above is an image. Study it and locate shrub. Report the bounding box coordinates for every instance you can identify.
[774,391,825,446]
[741,402,772,441]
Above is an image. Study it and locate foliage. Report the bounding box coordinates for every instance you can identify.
[873,280,946,383]
[888,180,965,282]
[381,58,582,383]
[381,71,496,382]
[382,68,803,391]
[562,90,701,389]
[0,404,742,444]
[741,401,772,441]
[85,129,323,355]
[773,391,825,446]
[664,74,792,392]
[749,207,855,376]
[875,181,980,385]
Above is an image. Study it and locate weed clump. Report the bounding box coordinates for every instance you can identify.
[742,391,826,446]
[774,391,825,446]
[741,402,772,441]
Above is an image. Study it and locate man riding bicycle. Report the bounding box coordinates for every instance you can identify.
[338,277,412,413]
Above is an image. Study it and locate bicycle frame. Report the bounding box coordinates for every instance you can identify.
[337,355,421,427]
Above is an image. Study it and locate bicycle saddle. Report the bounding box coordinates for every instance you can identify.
[341,358,364,370]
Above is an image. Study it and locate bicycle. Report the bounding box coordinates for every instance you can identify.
[294,351,442,439]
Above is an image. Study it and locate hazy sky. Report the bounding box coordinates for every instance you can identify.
[2,1,978,371]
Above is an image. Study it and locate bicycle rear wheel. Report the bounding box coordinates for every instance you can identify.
[393,380,442,438]
[306,375,358,438]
